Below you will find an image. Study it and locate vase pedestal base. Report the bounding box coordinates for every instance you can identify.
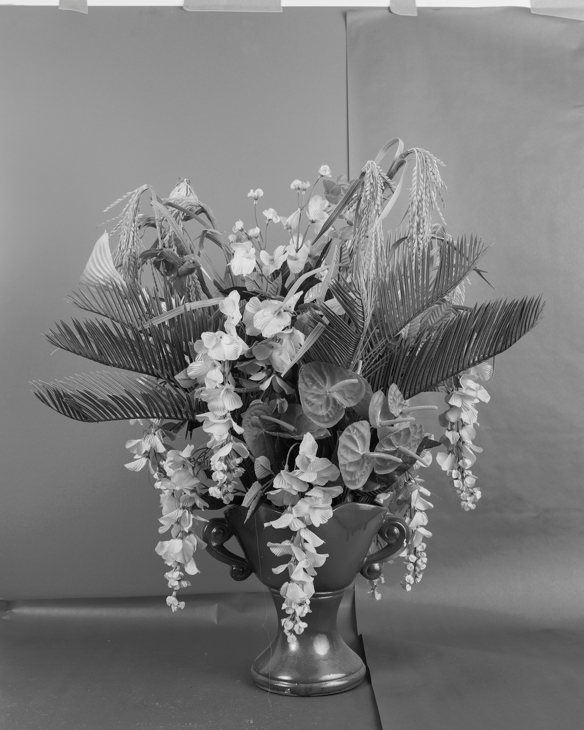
[250,588,366,697]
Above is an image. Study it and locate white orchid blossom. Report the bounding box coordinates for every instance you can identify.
[229,241,257,276]
[195,331,248,361]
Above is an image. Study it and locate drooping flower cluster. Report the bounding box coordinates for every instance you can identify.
[154,445,207,611]
[265,434,342,642]
[399,473,433,591]
[437,364,492,510]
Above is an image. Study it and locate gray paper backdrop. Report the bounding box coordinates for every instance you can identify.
[348,7,584,622]
[348,9,584,729]
[0,7,349,599]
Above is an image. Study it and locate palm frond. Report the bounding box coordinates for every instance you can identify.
[299,278,365,367]
[68,282,169,327]
[364,295,544,398]
[374,235,486,341]
[47,304,216,379]
[32,371,198,423]
[45,318,186,381]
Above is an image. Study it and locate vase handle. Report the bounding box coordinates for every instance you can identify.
[359,516,410,580]
[202,517,254,581]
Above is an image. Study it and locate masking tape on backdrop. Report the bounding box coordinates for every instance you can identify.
[530,0,584,20]
[391,0,417,16]
[59,0,87,13]
[183,0,281,11]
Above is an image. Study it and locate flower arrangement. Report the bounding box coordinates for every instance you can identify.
[34,138,543,643]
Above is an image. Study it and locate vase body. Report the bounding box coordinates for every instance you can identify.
[204,503,408,697]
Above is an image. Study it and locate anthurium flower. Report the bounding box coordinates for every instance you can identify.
[195,331,248,361]
[229,241,257,276]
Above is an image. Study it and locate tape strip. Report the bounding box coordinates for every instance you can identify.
[58,0,88,12]
[184,0,281,11]
[530,0,584,20]
[390,0,417,17]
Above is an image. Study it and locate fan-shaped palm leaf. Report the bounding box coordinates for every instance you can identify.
[45,317,191,382]
[299,278,365,368]
[68,282,170,328]
[374,235,486,341]
[32,371,198,423]
[364,295,544,398]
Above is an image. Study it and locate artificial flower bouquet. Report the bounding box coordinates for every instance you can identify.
[34,138,543,643]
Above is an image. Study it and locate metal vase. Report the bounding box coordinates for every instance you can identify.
[202,502,409,697]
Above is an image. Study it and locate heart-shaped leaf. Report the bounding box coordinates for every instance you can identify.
[372,436,401,475]
[241,401,278,462]
[369,390,393,427]
[390,424,424,452]
[279,404,330,440]
[299,362,367,427]
[338,421,374,490]
[388,383,408,416]
[352,380,373,420]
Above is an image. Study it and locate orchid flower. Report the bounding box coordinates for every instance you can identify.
[194,331,248,361]
[245,292,303,338]
[219,290,242,334]
[280,209,301,232]
[263,207,280,223]
[259,246,288,276]
[286,237,311,274]
[306,195,329,234]
[187,354,224,387]
[229,241,257,276]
